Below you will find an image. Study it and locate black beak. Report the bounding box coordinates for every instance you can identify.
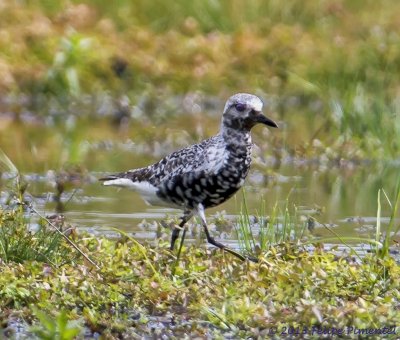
[256,112,278,128]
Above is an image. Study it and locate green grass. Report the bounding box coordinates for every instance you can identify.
[375,176,400,258]
[236,182,400,261]
[0,172,73,265]
[0,150,67,264]
[31,309,82,340]
[0,207,69,265]
[30,0,336,33]
[235,191,308,256]
[0,150,96,266]
[0,234,399,337]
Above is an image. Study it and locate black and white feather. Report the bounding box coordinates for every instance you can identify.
[100,93,278,261]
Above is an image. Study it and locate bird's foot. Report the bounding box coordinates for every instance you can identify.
[246,255,259,263]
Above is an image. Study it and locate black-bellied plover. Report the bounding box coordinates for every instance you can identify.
[100,93,278,261]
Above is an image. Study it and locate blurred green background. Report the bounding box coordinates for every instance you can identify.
[0,0,399,161]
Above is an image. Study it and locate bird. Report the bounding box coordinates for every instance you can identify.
[100,93,278,262]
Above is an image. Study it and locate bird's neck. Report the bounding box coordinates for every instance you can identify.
[220,125,252,150]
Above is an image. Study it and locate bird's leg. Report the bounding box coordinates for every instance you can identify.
[170,211,192,250]
[170,226,182,251]
[196,204,255,262]
[173,211,194,274]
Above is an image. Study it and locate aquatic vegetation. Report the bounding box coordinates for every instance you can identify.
[0,171,70,265]
[0,205,72,265]
[0,231,399,337]
[236,192,309,256]
[31,309,82,340]
[375,176,400,259]
[0,150,95,267]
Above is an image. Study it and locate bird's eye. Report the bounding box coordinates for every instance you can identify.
[235,103,246,112]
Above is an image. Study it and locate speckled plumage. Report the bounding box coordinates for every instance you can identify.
[100,93,278,262]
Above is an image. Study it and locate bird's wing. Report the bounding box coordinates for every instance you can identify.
[99,135,224,185]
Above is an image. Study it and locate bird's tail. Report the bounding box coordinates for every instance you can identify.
[99,174,120,182]
[99,173,132,188]
[99,172,158,202]
[100,166,150,190]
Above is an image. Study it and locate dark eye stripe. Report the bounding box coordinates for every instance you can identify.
[235,103,246,112]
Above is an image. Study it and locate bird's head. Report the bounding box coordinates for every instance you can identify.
[222,93,278,131]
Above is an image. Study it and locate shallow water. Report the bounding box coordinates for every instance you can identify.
[3,159,398,247]
[0,103,399,247]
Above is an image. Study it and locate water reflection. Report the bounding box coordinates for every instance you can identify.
[2,160,398,245]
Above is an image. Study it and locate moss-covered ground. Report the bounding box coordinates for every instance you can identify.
[1,233,399,338]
